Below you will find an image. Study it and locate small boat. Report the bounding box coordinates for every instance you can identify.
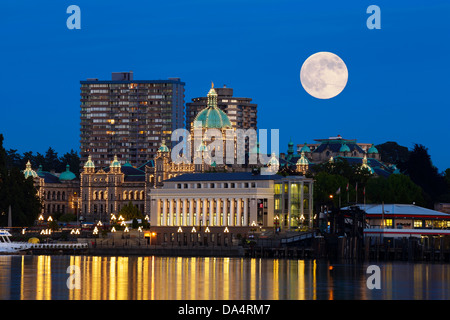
[0,229,32,253]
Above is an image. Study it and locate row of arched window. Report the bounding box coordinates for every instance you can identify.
[43,191,66,201]
[89,190,145,201]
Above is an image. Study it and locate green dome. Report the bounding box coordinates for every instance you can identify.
[84,155,95,169]
[296,152,310,165]
[110,155,121,168]
[267,152,279,166]
[368,144,378,154]
[300,143,311,153]
[339,144,351,153]
[123,160,133,167]
[193,84,232,129]
[23,161,38,179]
[158,140,170,153]
[193,106,232,129]
[59,164,76,181]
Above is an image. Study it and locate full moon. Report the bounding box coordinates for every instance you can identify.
[300,52,348,99]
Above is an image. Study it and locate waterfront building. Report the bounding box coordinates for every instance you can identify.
[342,204,450,238]
[186,84,257,132]
[148,172,314,230]
[23,161,80,219]
[80,72,185,168]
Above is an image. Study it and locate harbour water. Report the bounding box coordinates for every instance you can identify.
[0,255,449,300]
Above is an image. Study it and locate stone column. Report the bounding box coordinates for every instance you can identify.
[183,199,188,226]
[169,199,174,226]
[152,199,160,226]
[189,198,194,226]
[236,198,242,226]
[195,198,201,226]
[216,199,221,226]
[175,198,181,226]
[229,198,235,226]
[202,198,208,227]
[162,199,167,226]
[209,198,214,226]
[243,198,248,226]
[222,198,227,226]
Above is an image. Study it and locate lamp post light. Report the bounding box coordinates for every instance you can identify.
[274,215,280,234]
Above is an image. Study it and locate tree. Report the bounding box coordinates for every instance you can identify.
[5,149,22,169]
[313,172,349,210]
[119,201,143,220]
[376,141,410,166]
[404,144,447,207]
[366,174,425,206]
[0,134,42,227]
[59,149,81,177]
[445,168,450,186]
[43,147,59,172]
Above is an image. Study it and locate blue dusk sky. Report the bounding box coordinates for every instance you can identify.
[0,0,449,171]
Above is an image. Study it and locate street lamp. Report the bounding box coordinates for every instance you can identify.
[274,215,280,234]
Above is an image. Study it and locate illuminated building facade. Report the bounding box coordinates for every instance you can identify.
[149,172,314,231]
[23,161,79,218]
[79,155,146,222]
[80,72,185,168]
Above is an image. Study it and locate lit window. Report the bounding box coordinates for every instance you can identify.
[414,220,423,228]
[385,219,393,228]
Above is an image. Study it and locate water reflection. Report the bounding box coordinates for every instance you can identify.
[0,255,449,300]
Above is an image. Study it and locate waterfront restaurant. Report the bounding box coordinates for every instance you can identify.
[344,204,450,238]
[148,172,314,246]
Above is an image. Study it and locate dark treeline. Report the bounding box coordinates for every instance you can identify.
[377,142,450,207]
[0,134,41,226]
[5,147,80,176]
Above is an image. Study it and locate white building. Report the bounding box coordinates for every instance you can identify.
[149,172,314,230]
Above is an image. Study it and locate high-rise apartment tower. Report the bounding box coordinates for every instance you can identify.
[80,72,185,167]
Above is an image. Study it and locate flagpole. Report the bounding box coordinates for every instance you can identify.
[363,187,366,208]
[356,182,358,204]
[346,183,349,205]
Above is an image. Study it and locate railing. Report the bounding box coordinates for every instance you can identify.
[28,243,88,250]
[280,231,315,245]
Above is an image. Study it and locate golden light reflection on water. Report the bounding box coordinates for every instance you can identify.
[0,256,449,300]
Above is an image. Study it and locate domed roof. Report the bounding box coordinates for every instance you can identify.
[300,143,311,153]
[59,164,76,181]
[84,155,95,169]
[122,160,133,167]
[267,152,279,166]
[23,160,38,179]
[368,144,379,154]
[158,140,170,153]
[339,144,351,153]
[110,155,121,168]
[296,152,310,165]
[361,155,374,174]
[194,106,232,129]
[193,83,232,129]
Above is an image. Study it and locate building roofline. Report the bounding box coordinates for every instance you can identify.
[80,79,185,85]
